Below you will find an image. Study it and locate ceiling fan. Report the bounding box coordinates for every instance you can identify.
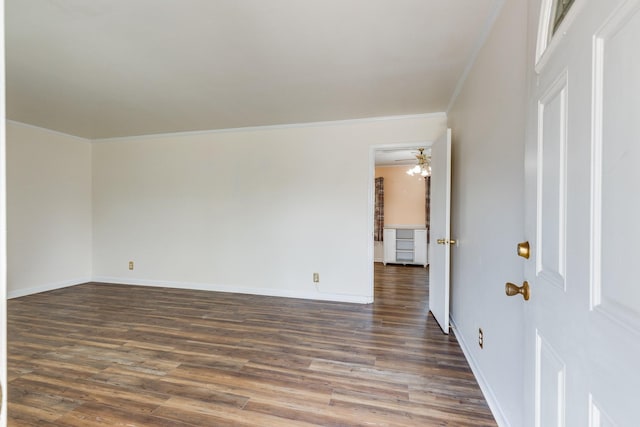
[406,148,431,177]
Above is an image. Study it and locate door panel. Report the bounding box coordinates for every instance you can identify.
[535,332,566,427]
[592,0,640,332]
[531,66,571,424]
[588,396,616,427]
[536,71,568,291]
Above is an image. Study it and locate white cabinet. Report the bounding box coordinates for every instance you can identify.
[383,228,396,264]
[382,227,427,267]
[413,229,427,266]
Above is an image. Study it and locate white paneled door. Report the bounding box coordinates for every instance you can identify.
[0,1,7,422]
[524,1,640,425]
[429,129,452,334]
[0,0,7,421]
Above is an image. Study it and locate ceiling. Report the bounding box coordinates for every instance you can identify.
[6,0,499,139]
[375,147,430,166]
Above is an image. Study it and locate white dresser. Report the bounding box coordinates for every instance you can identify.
[382,227,428,267]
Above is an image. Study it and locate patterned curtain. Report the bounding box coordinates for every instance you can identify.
[374,177,384,241]
[425,176,431,243]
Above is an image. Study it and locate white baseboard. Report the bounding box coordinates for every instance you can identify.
[92,276,374,304]
[8,277,92,299]
[450,316,510,427]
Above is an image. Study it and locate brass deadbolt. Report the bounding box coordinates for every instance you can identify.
[517,241,530,259]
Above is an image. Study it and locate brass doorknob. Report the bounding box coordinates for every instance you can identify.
[436,239,457,245]
[517,241,530,259]
[505,281,530,301]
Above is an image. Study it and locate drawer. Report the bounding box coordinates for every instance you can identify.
[396,240,414,250]
[396,229,414,239]
[396,251,414,262]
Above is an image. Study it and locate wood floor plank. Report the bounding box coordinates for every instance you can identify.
[54,401,197,427]
[153,396,320,427]
[8,264,496,426]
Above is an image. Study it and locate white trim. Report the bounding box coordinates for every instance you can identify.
[447,0,507,113]
[368,146,376,302]
[6,120,92,143]
[450,317,511,427]
[92,112,447,143]
[535,0,587,73]
[535,0,555,66]
[92,276,373,304]
[7,277,92,299]
[590,9,605,312]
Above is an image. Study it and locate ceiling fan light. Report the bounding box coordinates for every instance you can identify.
[405,147,432,179]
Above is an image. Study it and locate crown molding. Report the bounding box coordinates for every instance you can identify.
[6,120,92,143]
[92,112,447,143]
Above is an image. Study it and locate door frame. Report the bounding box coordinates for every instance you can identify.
[368,140,433,300]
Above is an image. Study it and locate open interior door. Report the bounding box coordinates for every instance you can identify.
[0,6,7,422]
[428,129,452,334]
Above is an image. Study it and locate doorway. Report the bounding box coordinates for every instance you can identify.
[369,143,432,298]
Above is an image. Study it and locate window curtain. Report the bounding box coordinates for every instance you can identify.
[425,176,431,243]
[374,177,384,241]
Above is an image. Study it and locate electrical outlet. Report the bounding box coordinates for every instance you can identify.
[129,261,134,270]
[313,272,319,283]
[478,328,484,349]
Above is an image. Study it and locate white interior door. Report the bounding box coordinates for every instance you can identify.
[0,3,7,422]
[428,129,452,334]
[524,1,640,425]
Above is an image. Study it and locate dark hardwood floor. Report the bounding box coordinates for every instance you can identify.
[7,264,496,426]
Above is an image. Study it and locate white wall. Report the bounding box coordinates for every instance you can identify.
[92,115,446,302]
[447,0,528,425]
[7,121,92,297]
